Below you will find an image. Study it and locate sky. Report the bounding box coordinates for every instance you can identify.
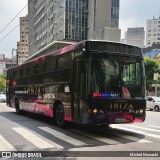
[0,0,160,58]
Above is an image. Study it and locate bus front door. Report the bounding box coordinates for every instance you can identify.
[73,59,87,122]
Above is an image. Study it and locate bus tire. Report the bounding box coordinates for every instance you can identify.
[55,104,66,128]
[15,99,21,115]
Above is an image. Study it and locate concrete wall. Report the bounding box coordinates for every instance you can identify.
[88,27,121,42]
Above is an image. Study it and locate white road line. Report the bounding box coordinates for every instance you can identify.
[111,132,150,143]
[111,125,160,140]
[0,134,16,151]
[39,127,87,146]
[147,125,160,129]
[69,129,120,145]
[12,127,54,149]
[126,125,160,133]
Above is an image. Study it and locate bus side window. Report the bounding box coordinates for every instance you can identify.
[35,64,39,74]
[55,54,71,82]
[44,60,55,72]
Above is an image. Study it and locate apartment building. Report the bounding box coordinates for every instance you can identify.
[125,27,145,48]
[16,15,29,65]
[146,16,160,46]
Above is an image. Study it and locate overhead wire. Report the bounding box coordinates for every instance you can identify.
[0,3,28,42]
[0,4,28,34]
[0,24,20,42]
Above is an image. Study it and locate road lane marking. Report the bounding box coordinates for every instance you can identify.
[0,134,16,151]
[111,125,160,140]
[111,132,150,143]
[126,125,160,133]
[147,125,160,129]
[39,127,87,146]
[12,127,55,149]
[69,129,120,145]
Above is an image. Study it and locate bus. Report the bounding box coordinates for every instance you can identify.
[6,40,146,127]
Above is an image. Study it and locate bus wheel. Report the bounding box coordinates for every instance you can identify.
[55,104,65,127]
[15,99,21,115]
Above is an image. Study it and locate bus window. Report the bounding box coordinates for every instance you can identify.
[14,71,18,79]
[57,54,72,70]
[55,54,72,82]
[123,63,141,85]
[27,66,34,76]
[44,60,55,72]
[35,64,40,74]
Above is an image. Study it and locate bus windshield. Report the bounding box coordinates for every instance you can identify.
[91,53,143,98]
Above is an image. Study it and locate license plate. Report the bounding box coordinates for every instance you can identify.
[115,118,126,123]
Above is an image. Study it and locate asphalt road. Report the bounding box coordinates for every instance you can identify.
[0,103,160,160]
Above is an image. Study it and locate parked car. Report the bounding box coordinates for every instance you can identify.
[146,96,160,111]
[0,94,6,103]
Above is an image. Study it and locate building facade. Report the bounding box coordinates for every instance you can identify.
[28,0,120,55]
[87,0,120,41]
[0,60,6,74]
[16,16,29,65]
[0,54,5,60]
[28,0,88,55]
[125,27,145,48]
[146,17,160,47]
[5,57,17,69]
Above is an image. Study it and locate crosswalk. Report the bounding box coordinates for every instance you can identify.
[0,123,160,151]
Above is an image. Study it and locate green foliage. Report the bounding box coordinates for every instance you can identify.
[144,57,160,91]
[0,75,6,92]
[0,71,7,79]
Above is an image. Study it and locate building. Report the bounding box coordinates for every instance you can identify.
[146,16,160,47]
[88,0,120,41]
[16,15,29,65]
[125,27,145,48]
[0,59,6,74]
[28,0,88,56]
[5,57,17,69]
[28,0,121,56]
[0,54,5,60]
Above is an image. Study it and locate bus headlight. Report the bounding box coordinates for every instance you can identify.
[93,109,99,114]
[135,109,144,114]
[139,109,143,114]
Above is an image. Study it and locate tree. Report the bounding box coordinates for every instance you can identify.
[144,57,160,91]
[0,75,6,92]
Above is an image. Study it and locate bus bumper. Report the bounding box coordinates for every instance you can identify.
[83,112,145,125]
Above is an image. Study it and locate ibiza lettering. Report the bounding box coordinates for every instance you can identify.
[110,102,133,110]
[28,86,41,95]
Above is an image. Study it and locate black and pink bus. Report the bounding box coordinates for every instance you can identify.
[6,40,146,127]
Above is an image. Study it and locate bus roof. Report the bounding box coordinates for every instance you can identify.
[8,40,142,71]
